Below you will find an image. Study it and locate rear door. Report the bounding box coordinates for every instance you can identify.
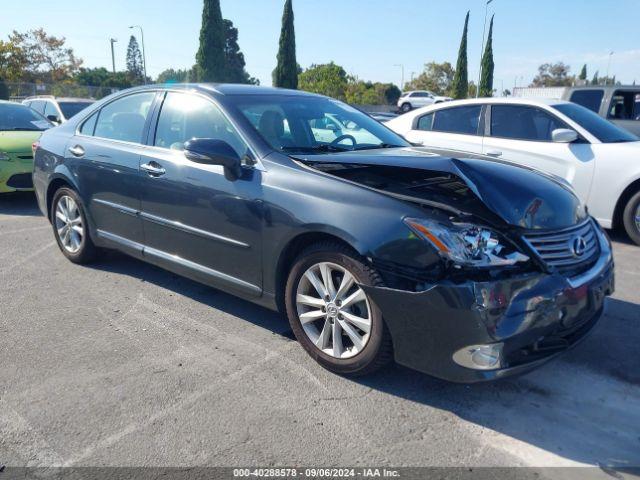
[481,104,595,202]
[69,91,157,251]
[605,89,640,136]
[403,104,484,153]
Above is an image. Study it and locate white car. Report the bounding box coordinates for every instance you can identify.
[397,90,452,113]
[386,97,640,245]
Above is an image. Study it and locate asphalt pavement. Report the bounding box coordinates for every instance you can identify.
[1,192,639,478]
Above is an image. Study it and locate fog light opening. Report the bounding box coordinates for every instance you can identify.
[453,343,504,370]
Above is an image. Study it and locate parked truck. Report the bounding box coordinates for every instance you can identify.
[513,85,640,136]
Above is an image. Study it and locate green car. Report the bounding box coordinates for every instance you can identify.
[0,100,52,193]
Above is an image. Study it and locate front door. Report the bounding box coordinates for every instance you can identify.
[139,91,263,297]
[482,104,595,203]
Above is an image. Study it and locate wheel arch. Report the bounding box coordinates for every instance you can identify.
[45,175,76,221]
[612,177,640,229]
[273,230,365,313]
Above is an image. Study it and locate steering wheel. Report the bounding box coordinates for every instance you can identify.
[330,134,357,148]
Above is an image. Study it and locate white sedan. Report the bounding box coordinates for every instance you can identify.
[386,98,640,245]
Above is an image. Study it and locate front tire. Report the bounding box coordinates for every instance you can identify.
[51,187,98,264]
[285,242,392,376]
[622,190,640,246]
[400,102,412,113]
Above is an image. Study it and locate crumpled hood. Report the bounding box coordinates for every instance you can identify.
[295,147,587,230]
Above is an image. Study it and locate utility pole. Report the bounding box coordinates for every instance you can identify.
[477,0,494,98]
[606,51,614,84]
[129,25,148,84]
[393,64,405,90]
[109,38,118,74]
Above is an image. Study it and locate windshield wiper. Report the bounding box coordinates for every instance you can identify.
[281,144,351,153]
[354,143,404,151]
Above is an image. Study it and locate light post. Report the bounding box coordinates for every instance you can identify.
[477,0,494,97]
[606,51,614,85]
[109,38,118,74]
[393,64,405,90]
[129,25,148,84]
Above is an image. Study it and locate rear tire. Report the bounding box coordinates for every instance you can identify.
[622,190,640,246]
[400,102,412,113]
[51,187,99,264]
[285,242,392,376]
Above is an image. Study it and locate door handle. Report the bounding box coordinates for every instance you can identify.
[68,145,85,157]
[140,162,166,176]
[486,150,503,157]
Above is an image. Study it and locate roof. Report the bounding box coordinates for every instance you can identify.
[417,97,572,108]
[151,83,321,97]
[23,95,94,102]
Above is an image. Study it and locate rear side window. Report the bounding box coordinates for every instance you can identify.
[490,105,565,141]
[416,113,434,131]
[154,92,247,157]
[607,90,640,120]
[432,105,482,135]
[94,92,155,143]
[570,90,604,113]
[80,112,98,135]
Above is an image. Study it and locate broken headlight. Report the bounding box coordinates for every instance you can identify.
[404,217,529,267]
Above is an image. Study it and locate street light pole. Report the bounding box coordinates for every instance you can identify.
[393,64,405,90]
[477,0,494,98]
[109,38,118,74]
[129,25,148,84]
[606,51,614,85]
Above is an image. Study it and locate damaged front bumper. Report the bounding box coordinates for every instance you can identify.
[363,227,615,383]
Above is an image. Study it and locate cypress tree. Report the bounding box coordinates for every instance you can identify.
[451,11,469,99]
[126,36,144,84]
[592,70,599,85]
[579,64,587,81]
[273,0,298,89]
[479,15,494,97]
[196,0,227,82]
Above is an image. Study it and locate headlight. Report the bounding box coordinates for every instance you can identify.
[0,151,10,161]
[404,217,529,267]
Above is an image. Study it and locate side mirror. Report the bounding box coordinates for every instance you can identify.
[184,138,242,181]
[551,128,578,143]
[47,114,61,124]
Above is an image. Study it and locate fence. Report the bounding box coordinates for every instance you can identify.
[6,82,119,101]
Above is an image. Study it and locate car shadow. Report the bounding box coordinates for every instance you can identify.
[0,192,42,217]
[89,250,640,469]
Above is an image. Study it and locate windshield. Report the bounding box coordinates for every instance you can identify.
[232,94,409,154]
[0,103,52,131]
[58,101,93,119]
[554,102,638,143]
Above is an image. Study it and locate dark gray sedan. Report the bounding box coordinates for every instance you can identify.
[33,84,614,382]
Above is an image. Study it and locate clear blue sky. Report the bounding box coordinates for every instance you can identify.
[4,0,639,89]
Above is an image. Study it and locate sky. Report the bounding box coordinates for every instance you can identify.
[3,0,639,90]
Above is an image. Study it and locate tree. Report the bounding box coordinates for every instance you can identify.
[591,70,599,85]
[196,0,226,82]
[450,11,469,99]
[345,80,401,105]
[8,29,82,82]
[73,67,133,98]
[530,62,573,87]
[126,35,144,84]
[404,62,455,96]
[298,63,349,100]
[273,0,298,89]
[156,67,197,83]
[0,39,29,82]
[0,77,8,100]
[579,64,587,81]
[223,19,258,84]
[478,15,494,97]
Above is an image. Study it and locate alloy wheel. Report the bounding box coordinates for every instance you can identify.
[295,262,372,359]
[55,195,84,253]
[635,204,640,232]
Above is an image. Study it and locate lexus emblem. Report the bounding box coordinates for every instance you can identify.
[571,235,587,257]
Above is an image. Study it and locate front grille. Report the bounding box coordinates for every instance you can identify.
[6,173,33,189]
[523,219,599,271]
[17,155,33,160]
